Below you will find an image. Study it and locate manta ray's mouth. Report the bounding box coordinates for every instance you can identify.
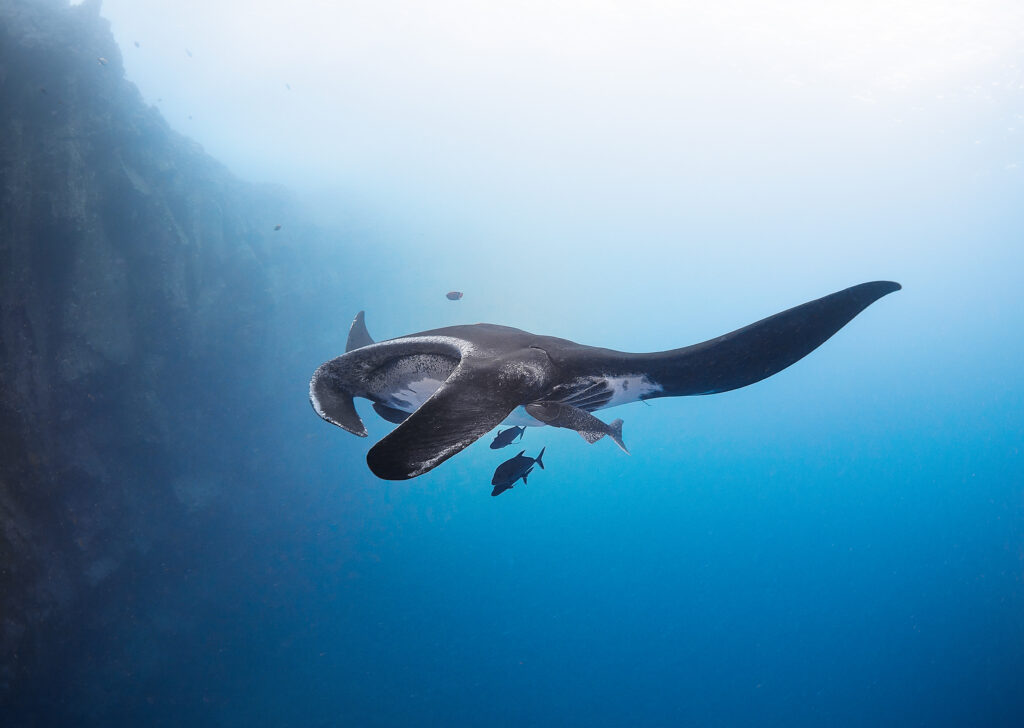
[385,376,448,412]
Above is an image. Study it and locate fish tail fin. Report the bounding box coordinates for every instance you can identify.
[608,419,629,454]
[536,447,545,470]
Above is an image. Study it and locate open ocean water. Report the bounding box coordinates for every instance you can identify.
[4,1,1023,725]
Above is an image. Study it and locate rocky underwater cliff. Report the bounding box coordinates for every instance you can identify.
[0,0,356,718]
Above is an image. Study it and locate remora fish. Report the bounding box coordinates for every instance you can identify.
[310,281,901,480]
[525,401,627,454]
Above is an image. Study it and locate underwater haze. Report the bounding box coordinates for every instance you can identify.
[3,0,1023,725]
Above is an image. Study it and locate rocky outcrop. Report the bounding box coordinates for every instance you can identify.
[0,0,321,710]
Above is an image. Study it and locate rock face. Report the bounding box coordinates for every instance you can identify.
[0,0,308,710]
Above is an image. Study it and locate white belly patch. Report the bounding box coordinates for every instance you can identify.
[600,375,662,409]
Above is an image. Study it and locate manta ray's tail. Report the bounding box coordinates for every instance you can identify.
[607,419,629,455]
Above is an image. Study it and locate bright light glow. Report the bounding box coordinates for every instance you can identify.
[92,0,1023,321]
[101,0,1023,194]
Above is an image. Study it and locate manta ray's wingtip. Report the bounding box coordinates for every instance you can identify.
[346,310,375,352]
[366,445,415,480]
[862,280,901,296]
[850,280,901,308]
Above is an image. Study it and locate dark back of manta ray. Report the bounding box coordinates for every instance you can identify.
[317,281,901,482]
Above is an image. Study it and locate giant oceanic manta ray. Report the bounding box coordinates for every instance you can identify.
[310,281,900,480]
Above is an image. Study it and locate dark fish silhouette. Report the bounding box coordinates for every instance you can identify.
[491,448,545,496]
[490,426,525,449]
[446,291,463,301]
[525,401,627,453]
[273,224,282,231]
[310,281,901,480]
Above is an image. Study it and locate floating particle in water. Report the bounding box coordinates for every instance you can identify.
[273,224,282,231]
[96,57,108,66]
[446,291,463,301]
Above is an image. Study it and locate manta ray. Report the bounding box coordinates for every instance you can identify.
[310,281,900,480]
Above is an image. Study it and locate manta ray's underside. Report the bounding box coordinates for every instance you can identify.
[310,281,900,480]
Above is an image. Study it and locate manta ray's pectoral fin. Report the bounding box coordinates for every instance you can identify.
[607,281,902,397]
[366,362,535,480]
[372,402,412,425]
[345,311,375,352]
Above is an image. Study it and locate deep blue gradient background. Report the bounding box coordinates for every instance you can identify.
[16,2,1023,725]
[79,247,1019,726]
[38,263,1024,727]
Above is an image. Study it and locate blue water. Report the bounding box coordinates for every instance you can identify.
[108,234,1022,725]
[16,2,1024,725]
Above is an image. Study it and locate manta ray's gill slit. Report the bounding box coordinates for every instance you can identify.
[564,388,614,409]
[547,378,602,401]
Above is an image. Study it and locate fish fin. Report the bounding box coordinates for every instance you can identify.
[577,430,605,444]
[607,418,629,454]
[345,311,375,352]
[535,447,545,470]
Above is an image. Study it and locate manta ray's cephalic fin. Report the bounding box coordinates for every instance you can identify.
[309,373,367,437]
